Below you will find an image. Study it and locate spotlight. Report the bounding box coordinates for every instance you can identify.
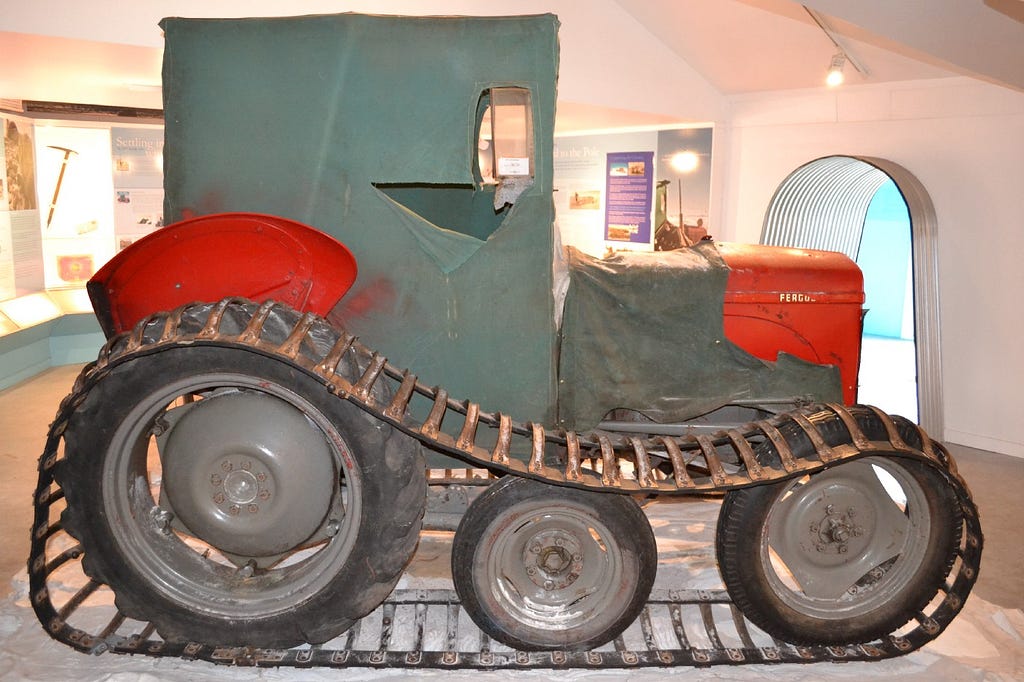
[826,53,846,87]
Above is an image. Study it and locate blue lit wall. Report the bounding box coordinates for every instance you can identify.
[857,179,912,339]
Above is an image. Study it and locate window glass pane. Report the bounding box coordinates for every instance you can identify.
[489,87,533,179]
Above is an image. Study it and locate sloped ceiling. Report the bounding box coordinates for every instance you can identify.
[613,0,1024,94]
[1,0,1022,133]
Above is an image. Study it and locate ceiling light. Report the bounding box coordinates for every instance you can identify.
[826,53,846,87]
[805,6,868,87]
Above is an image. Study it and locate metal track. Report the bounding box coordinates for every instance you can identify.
[28,298,983,668]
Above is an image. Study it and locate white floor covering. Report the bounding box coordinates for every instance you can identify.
[2,496,1021,682]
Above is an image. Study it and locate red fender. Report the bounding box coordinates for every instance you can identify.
[88,213,357,338]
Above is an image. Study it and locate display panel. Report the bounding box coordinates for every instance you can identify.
[0,111,163,336]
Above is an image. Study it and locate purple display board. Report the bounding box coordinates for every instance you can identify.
[604,151,654,243]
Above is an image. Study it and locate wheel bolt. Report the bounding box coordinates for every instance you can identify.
[242,460,252,471]
[543,580,554,591]
[530,543,541,554]
[248,504,259,514]
[210,473,222,486]
[151,417,169,437]
[151,507,173,534]
[229,504,240,516]
[258,489,271,501]
[213,492,225,504]
[221,461,233,472]
[526,567,536,576]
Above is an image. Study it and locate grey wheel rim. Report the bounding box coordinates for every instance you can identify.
[479,500,626,634]
[761,457,931,620]
[101,371,362,620]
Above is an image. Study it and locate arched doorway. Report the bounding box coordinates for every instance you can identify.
[761,156,943,435]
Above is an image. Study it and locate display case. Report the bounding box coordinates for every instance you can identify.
[0,108,163,387]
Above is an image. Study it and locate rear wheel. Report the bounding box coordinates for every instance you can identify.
[716,410,960,645]
[57,343,425,647]
[452,476,657,651]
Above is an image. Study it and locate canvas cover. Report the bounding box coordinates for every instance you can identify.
[161,13,839,435]
[160,14,560,424]
[557,244,842,431]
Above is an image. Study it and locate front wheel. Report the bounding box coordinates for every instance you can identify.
[716,454,960,645]
[452,476,657,651]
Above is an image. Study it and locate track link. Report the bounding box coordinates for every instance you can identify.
[28,298,982,668]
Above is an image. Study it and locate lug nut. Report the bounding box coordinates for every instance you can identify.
[151,507,174,534]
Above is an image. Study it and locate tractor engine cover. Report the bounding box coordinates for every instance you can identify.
[718,242,864,406]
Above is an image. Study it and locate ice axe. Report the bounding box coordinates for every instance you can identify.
[46,145,78,228]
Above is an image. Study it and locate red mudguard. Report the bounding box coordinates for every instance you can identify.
[88,213,357,338]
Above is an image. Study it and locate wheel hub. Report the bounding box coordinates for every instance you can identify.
[810,504,865,554]
[523,530,583,590]
[159,390,337,558]
[210,458,272,515]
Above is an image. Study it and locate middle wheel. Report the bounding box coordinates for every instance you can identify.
[452,476,657,651]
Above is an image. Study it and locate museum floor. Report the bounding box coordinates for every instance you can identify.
[1,364,1022,680]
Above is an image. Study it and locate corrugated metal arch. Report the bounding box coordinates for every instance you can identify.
[760,155,943,437]
[761,156,888,260]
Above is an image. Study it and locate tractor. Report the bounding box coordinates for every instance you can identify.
[29,12,980,668]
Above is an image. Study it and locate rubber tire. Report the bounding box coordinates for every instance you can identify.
[716,408,961,645]
[57,344,426,648]
[452,476,657,651]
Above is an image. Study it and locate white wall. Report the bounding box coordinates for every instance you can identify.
[721,78,1024,457]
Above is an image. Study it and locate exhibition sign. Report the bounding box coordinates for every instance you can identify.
[604,151,654,244]
[552,126,713,256]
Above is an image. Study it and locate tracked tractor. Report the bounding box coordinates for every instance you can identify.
[29,13,980,669]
